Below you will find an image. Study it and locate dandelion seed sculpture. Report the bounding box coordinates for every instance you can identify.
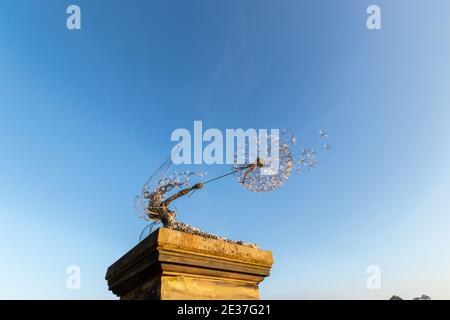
[293,129,330,174]
[134,128,330,243]
[232,130,295,192]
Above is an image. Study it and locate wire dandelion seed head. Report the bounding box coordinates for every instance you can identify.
[232,129,295,192]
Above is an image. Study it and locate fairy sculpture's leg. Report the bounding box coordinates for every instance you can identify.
[161,209,176,227]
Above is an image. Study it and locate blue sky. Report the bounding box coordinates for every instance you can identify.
[1,0,450,299]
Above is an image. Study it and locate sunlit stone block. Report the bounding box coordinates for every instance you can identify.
[105,227,273,300]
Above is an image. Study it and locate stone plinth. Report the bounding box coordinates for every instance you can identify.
[105,227,273,300]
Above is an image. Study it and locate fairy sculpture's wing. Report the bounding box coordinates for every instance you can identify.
[134,151,174,221]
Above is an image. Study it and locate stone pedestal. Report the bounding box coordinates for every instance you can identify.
[105,227,273,300]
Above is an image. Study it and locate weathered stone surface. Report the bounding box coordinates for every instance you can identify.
[105,227,273,300]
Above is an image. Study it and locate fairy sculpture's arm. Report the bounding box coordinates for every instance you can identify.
[161,183,203,207]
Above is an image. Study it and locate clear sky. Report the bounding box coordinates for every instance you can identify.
[1,0,450,299]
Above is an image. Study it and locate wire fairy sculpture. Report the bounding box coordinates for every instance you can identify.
[134,129,330,243]
[134,154,256,245]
